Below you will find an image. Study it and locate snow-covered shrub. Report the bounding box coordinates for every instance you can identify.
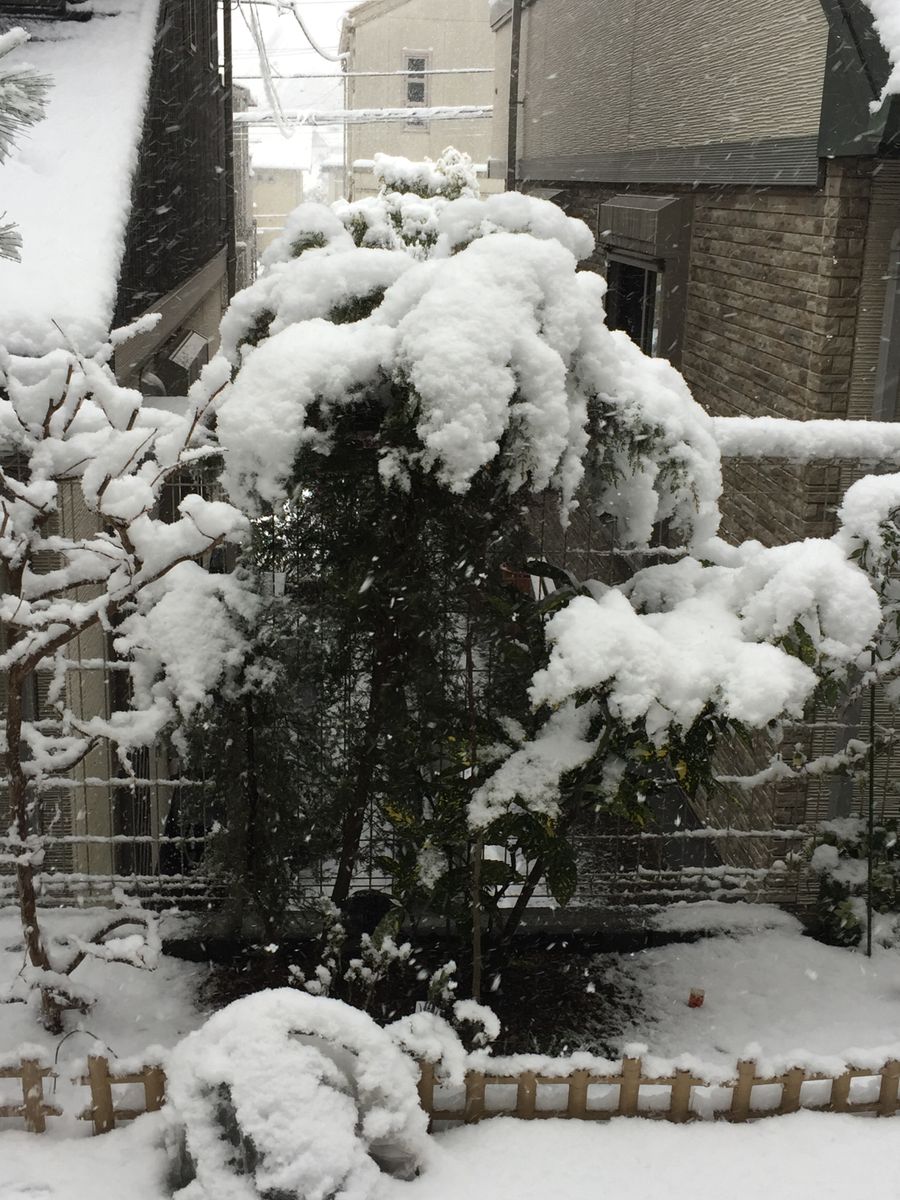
[807,818,900,948]
[372,146,479,201]
[166,990,430,1200]
[198,148,900,947]
[0,330,253,1029]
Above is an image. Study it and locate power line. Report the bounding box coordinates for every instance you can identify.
[234,67,494,80]
[234,104,494,126]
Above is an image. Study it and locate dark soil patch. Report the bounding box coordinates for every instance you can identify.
[173,929,663,1056]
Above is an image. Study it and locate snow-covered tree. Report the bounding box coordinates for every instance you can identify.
[0,27,50,263]
[200,148,900,970]
[0,324,253,1030]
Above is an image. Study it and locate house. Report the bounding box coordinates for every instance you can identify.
[489,0,900,909]
[0,0,239,899]
[251,151,305,260]
[339,0,497,199]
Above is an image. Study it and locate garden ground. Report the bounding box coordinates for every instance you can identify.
[2,901,900,1197]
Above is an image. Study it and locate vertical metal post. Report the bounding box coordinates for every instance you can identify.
[505,0,523,192]
[471,835,483,1001]
[222,0,237,298]
[867,675,876,957]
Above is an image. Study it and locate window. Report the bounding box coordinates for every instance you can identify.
[598,195,690,364]
[605,257,661,356]
[404,53,429,107]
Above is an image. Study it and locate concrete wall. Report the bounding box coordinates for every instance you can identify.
[344,0,496,198]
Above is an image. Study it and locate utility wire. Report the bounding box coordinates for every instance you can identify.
[234,67,493,80]
[238,0,292,135]
[282,0,346,62]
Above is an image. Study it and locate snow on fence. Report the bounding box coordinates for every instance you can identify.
[0,1057,60,1132]
[75,1055,166,1135]
[417,1057,900,1124]
[3,1052,900,1134]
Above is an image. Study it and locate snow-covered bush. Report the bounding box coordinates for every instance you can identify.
[166,990,430,1200]
[808,818,900,948]
[197,147,900,952]
[0,329,253,1029]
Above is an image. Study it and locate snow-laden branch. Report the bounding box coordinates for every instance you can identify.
[0,332,257,1031]
[713,416,900,463]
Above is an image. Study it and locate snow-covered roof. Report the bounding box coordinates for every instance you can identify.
[863,0,900,103]
[249,128,312,171]
[0,1,161,356]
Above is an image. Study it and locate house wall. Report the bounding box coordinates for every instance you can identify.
[343,0,496,198]
[115,0,228,325]
[254,168,305,257]
[491,0,830,182]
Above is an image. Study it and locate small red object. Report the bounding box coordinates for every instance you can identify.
[688,988,705,1008]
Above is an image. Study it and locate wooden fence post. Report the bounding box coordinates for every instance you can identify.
[417,1061,435,1120]
[729,1060,757,1122]
[669,1069,697,1123]
[566,1069,589,1119]
[20,1060,48,1134]
[780,1067,805,1115]
[464,1071,485,1124]
[618,1057,641,1117]
[829,1071,851,1112]
[515,1070,536,1119]
[878,1061,900,1116]
[143,1065,166,1113]
[87,1055,115,1135]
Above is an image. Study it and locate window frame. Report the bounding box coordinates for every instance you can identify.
[604,252,664,358]
[403,50,431,109]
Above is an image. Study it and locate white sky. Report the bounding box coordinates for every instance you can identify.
[230,1,354,174]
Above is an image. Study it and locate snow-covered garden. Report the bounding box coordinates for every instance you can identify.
[5,3,900,1192]
[4,902,900,1199]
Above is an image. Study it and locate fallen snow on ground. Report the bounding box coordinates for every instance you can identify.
[4,1109,900,1200]
[3,1112,170,1200]
[0,905,206,1138]
[404,1115,900,1200]
[603,908,900,1072]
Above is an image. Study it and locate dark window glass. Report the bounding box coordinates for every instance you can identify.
[606,260,658,355]
[406,56,426,106]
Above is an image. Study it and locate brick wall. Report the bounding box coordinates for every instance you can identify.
[682,161,871,543]
[548,162,872,545]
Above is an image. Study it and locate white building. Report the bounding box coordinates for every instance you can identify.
[339,0,497,199]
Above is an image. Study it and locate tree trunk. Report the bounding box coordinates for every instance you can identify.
[6,669,63,1033]
[331,644,389,907]
[499,854,545,946]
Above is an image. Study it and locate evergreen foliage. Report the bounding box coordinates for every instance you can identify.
[194,148,900,972]
[0,27,50,262]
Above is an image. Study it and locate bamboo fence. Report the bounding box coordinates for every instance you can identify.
[0,1058,60,1132]
[1,1052,898,1134]
[417,1057,900,1125]
[75,1055,167,1135]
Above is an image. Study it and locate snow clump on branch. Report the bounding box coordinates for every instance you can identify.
[214,149,721,548]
